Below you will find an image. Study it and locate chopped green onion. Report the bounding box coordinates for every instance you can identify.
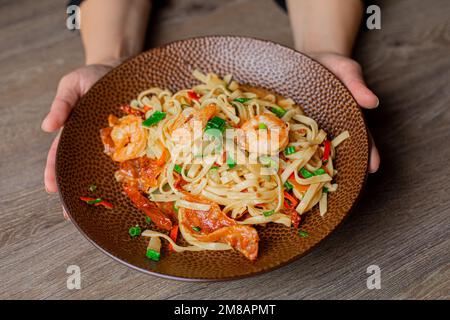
[322,187,329,194]
[86,198,102,205]
[269,106,286,118]
[313,168,326,176]
[88,184,97,192]
[145,216,152,224]
[146,249,160,261]
[284,181,293,191]
[173,204,179,213]
[129,225,141,238]
[204,128,224,141]
[210,166,219,170]
[233,97,252,104]
[174,164,182,174]
[263,210,275,217]
[227,156,236,169]
[205,116,226,133]
[192,226,201,232]
[298,230,309,238]
[260,156,278,170]
[142,111,166,127]
[284,146,296,156]
[258,123,268,130]
[300,167,313,179]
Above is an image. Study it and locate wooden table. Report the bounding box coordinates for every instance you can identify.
[1,0,449,299]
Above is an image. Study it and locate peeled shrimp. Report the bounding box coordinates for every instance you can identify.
[171,104,218,132]
[109,115,148,162]
[238,113,289,155]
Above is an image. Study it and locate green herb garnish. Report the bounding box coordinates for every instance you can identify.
[258,123,268,130]
[299,167,313,179]
[174,164,182,174]
[284,181,293,191]
[263,210,275,217]
[284,146,296,156]
[269,105,286,118]
[298,230,309,238]
[227,156,236,169]
[205,116,226,133]
[146,249,160,261]
[142,111,166,127]
[86,198,102,205]
[129,225,141,238]
[313,168,326,176]
[233,98,252,104]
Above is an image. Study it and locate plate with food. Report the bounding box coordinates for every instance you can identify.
[56,36,369,280]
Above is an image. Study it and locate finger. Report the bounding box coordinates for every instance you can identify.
[335,62,379,109]
[41,73,80,132]
[346,78,379,109]
[368,133,380,173]
[44,133,61,193]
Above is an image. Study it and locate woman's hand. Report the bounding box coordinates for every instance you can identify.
[309,52,381,173]
[41,64,113,193]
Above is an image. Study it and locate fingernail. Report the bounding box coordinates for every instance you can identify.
[41,115,49,130]
[369,163,380,173]
[374,97,380,108]
[45,185,51,194]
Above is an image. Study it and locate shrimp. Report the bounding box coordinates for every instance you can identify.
[193,104,218,128]
[115,156,164,192]
[179,193,259,260]
[123,184,173,231]
[238,113,289,155]
[171,104,218,132]
[104,115,148,162]
[180,193,236,234]
[195,225,259,261]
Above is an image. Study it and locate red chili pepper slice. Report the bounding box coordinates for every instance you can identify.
[291,210,301,228]
[94,200,114,209]
[80,196,96,202]
[80,196,113,209]
[120,105,145,119]
[283,191,299,209]
[188,91,201,101]
[322,140,331,162]
[168,225,179,251]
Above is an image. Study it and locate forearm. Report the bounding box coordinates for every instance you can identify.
[286,0,363,57]
[80,0,152,66]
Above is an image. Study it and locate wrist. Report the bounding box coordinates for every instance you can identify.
[85,56,125,68]
[303,51,348,60]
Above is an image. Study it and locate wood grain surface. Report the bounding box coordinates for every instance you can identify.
[0,0,449,299]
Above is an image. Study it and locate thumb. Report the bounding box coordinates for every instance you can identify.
[41,72,81,132]
[335,61,379,109]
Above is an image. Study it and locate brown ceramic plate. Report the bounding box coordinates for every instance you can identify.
[56,36,369,281]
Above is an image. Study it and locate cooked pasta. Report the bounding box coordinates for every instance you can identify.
[100,71,349,261]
